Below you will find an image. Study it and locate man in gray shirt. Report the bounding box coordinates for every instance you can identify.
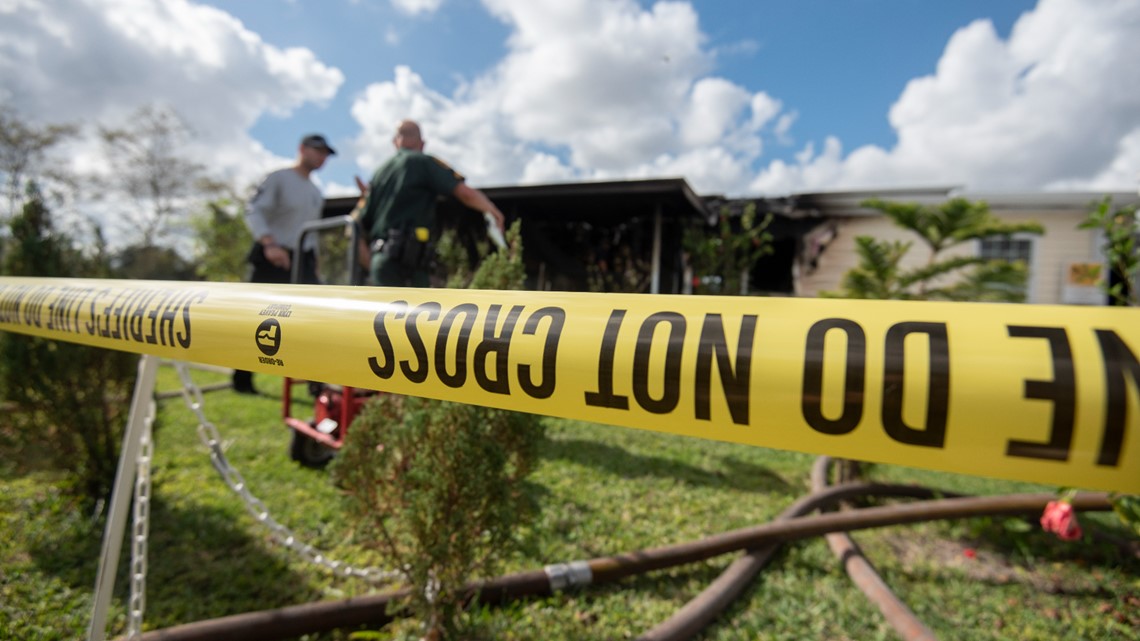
[234,133,334,394]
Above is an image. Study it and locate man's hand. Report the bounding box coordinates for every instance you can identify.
[264,244,291,270]
[358,237,372,270]
[453,183,505,233]
[487,208,505,233]
[353,176,372,270]
[350,175,370,221]
[484,211,507,250]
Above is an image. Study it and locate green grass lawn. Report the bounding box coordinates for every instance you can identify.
[1,364,1137,640]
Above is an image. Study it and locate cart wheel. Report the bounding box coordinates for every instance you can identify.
[290,423,335,469]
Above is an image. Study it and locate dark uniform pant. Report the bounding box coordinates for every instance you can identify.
[368,226,432,287]
[371,250,430,287]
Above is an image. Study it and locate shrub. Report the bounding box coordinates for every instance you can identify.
[334,221,543,639]
[683,202,773,296]
[0,185,136,503]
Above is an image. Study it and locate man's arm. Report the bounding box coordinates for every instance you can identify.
[357,234,372,270]
[453,182,505,233]
[352,175,373,269]
[246,171,292,270]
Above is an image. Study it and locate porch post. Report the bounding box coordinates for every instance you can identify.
[651,203,663,294]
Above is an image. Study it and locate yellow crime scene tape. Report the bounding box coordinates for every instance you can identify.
[0,276,1137,494]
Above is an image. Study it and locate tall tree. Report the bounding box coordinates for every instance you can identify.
[190,196,253,282]
[0,108,78,244]
[831,197,1044,302]
[98,104,224,248]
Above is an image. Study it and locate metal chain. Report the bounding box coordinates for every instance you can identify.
[172,362,402,584]
[127,398,156,640]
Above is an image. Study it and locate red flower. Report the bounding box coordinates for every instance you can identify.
[963,548,977,559]
[1040,500,1083,541]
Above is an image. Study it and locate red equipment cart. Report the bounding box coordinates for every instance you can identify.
[282,215,375,467]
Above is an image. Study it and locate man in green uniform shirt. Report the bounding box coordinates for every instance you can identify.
[357,119,505,287]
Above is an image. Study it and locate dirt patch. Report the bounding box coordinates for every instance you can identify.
[879,532,1099,595]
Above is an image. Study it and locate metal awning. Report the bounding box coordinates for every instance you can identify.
[322,177,709,221]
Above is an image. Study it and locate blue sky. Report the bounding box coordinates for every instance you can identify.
[2,0,1137,200]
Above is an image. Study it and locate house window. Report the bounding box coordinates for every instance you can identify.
[979,236,1033,264]
[976,234,1037,301]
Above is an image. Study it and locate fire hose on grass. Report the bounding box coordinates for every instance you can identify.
[634,463,962,641]
[809,457,938,641]
[132,489,1112,641]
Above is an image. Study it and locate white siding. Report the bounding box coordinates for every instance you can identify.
[1003,210,1101,305]
[799,209,1104,305]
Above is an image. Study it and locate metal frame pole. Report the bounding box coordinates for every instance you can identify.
[88,354,160,641]
[650,203,663,295]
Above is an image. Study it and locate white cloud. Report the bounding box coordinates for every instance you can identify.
[1047,128,1140,192]
[520,153,575,185]
[644,146,752,195]
[350,0,786,194]
[680,78,752,147]
[353,0,1130,195]
[390,0,443,16]
[353,0,1139,197]
[350,66,529,186]
[11,0,1130,219]
[773,112,797,145]
[752,0,1140,193]
[714,38,760,59]
[0,0,344,193]
[490,0,707,158]
[322,179,366,198]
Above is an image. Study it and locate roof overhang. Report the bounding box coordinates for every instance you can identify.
[323,177,710,223]
[455,177,709,223]
[790,186,958,217]
[790,186,1140,217]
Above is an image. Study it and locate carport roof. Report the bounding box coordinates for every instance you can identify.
[323,177,710,222]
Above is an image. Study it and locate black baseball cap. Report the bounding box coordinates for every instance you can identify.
[301,134,336,155]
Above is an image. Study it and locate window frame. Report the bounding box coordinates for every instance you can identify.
[976,233,1039,302]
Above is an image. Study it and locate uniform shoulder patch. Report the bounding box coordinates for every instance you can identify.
[432,156,464,180]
